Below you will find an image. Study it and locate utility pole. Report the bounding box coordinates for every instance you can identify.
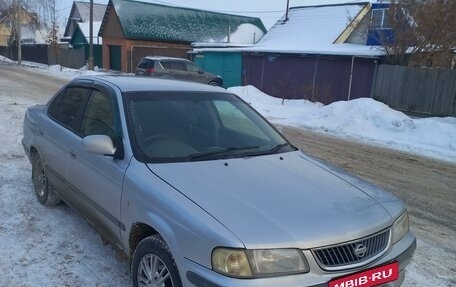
[17,0,21,64]
[52,0,57,64]
[285,0,290,22]
[88,0,94,70]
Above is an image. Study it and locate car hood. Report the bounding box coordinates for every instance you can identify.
[147,151,403,249]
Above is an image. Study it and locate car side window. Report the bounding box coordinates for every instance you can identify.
[160,61,170,69]
[80,89,116,139]
[169,61,187,71]
[48,87,90,131]
[186,62,200,73]
[138,59,148,69]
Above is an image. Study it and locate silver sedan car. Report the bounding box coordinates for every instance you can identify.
[22,76,415,287]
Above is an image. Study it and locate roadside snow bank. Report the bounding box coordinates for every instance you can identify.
[0,55,106,80]
[229,85,456,163]
[0,55,14,63]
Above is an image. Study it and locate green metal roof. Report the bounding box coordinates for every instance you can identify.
[101,0,267,43]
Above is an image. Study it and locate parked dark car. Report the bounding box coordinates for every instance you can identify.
[22,76,415,287]
[135,56,223,86]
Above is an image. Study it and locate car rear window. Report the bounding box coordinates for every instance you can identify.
[138,59,154,69]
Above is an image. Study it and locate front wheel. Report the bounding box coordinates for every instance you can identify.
[208,81,219,86]
[31,152,61,206]
[131,235,182,287]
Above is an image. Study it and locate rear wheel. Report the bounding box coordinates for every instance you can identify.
[31,152,61,206]
[131,235,182,287]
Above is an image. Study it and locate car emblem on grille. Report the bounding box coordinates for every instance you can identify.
[353,244,367,258]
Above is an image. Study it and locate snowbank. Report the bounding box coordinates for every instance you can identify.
[0,55,14,63]
[229,85,456,163]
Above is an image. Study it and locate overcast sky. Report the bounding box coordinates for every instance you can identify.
[57,0,369,30]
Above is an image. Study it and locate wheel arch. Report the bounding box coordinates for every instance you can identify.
[127,215,182,261]
[128,222,159,258]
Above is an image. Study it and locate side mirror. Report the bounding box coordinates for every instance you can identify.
[82,135,116,156]
[198,70,204,74]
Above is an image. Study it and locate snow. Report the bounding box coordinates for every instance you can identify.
[250,3,384,56]
[264,5,364,45]
[0,55,14,64]
[194,3,384,56]
[76,21,103,45]
[229,85,456,163]
[223,23,265,44]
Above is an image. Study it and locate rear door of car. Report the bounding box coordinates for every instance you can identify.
[45,83,92,196]
[160,60,190,81]
[65,83,128,242]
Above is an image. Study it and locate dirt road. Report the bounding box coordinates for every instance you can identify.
[282,128,456,286]
[1,63,455,286]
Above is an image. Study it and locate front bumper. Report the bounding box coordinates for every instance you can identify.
[179,232,416,287]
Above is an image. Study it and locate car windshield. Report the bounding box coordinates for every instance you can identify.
[124,91,295,163]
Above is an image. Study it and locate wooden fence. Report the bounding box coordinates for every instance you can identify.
[1,44,87,69]
[372,65,456,116]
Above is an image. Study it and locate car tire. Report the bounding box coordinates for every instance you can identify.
[31,152,61,206]
[131,234,182,287]
[208,81,219,86]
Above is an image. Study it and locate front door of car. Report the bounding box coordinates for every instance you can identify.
[65,85,128,242]
[186,61,205,84]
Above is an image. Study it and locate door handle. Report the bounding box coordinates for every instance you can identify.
[38,129,44,136]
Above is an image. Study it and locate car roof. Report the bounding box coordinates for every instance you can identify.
[143,56,190,61]
[72,75,226,93]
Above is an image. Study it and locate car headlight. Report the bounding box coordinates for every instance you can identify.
[212,248,309,278]
[392,211,409,244]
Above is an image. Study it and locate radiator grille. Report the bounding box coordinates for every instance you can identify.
[312,230,390,270]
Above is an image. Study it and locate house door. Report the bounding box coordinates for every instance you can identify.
[109,45,122,71]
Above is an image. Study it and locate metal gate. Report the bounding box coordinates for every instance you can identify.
[195,52,242,88]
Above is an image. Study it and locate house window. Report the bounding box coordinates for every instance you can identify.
[371,8,390,29]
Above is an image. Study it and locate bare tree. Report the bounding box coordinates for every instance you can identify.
[380,0,456,69]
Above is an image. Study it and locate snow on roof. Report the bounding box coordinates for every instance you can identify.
[223,23,265,44]
[265,4,365,45]
[77,21,103,44]
[291,0,377,6]
[252,3,382,56]
[192,43,383,57]
[74,1,107,22]
[194,2,384,57]
[102,0,266,44]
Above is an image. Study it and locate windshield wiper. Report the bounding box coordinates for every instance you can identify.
[239,142,295,157]
[186,146,260,161]
[268,142,292,153]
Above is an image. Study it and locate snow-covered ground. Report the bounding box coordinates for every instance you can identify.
[0,55,106,80]
[229,86,456,163]
[1,60,455,286]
